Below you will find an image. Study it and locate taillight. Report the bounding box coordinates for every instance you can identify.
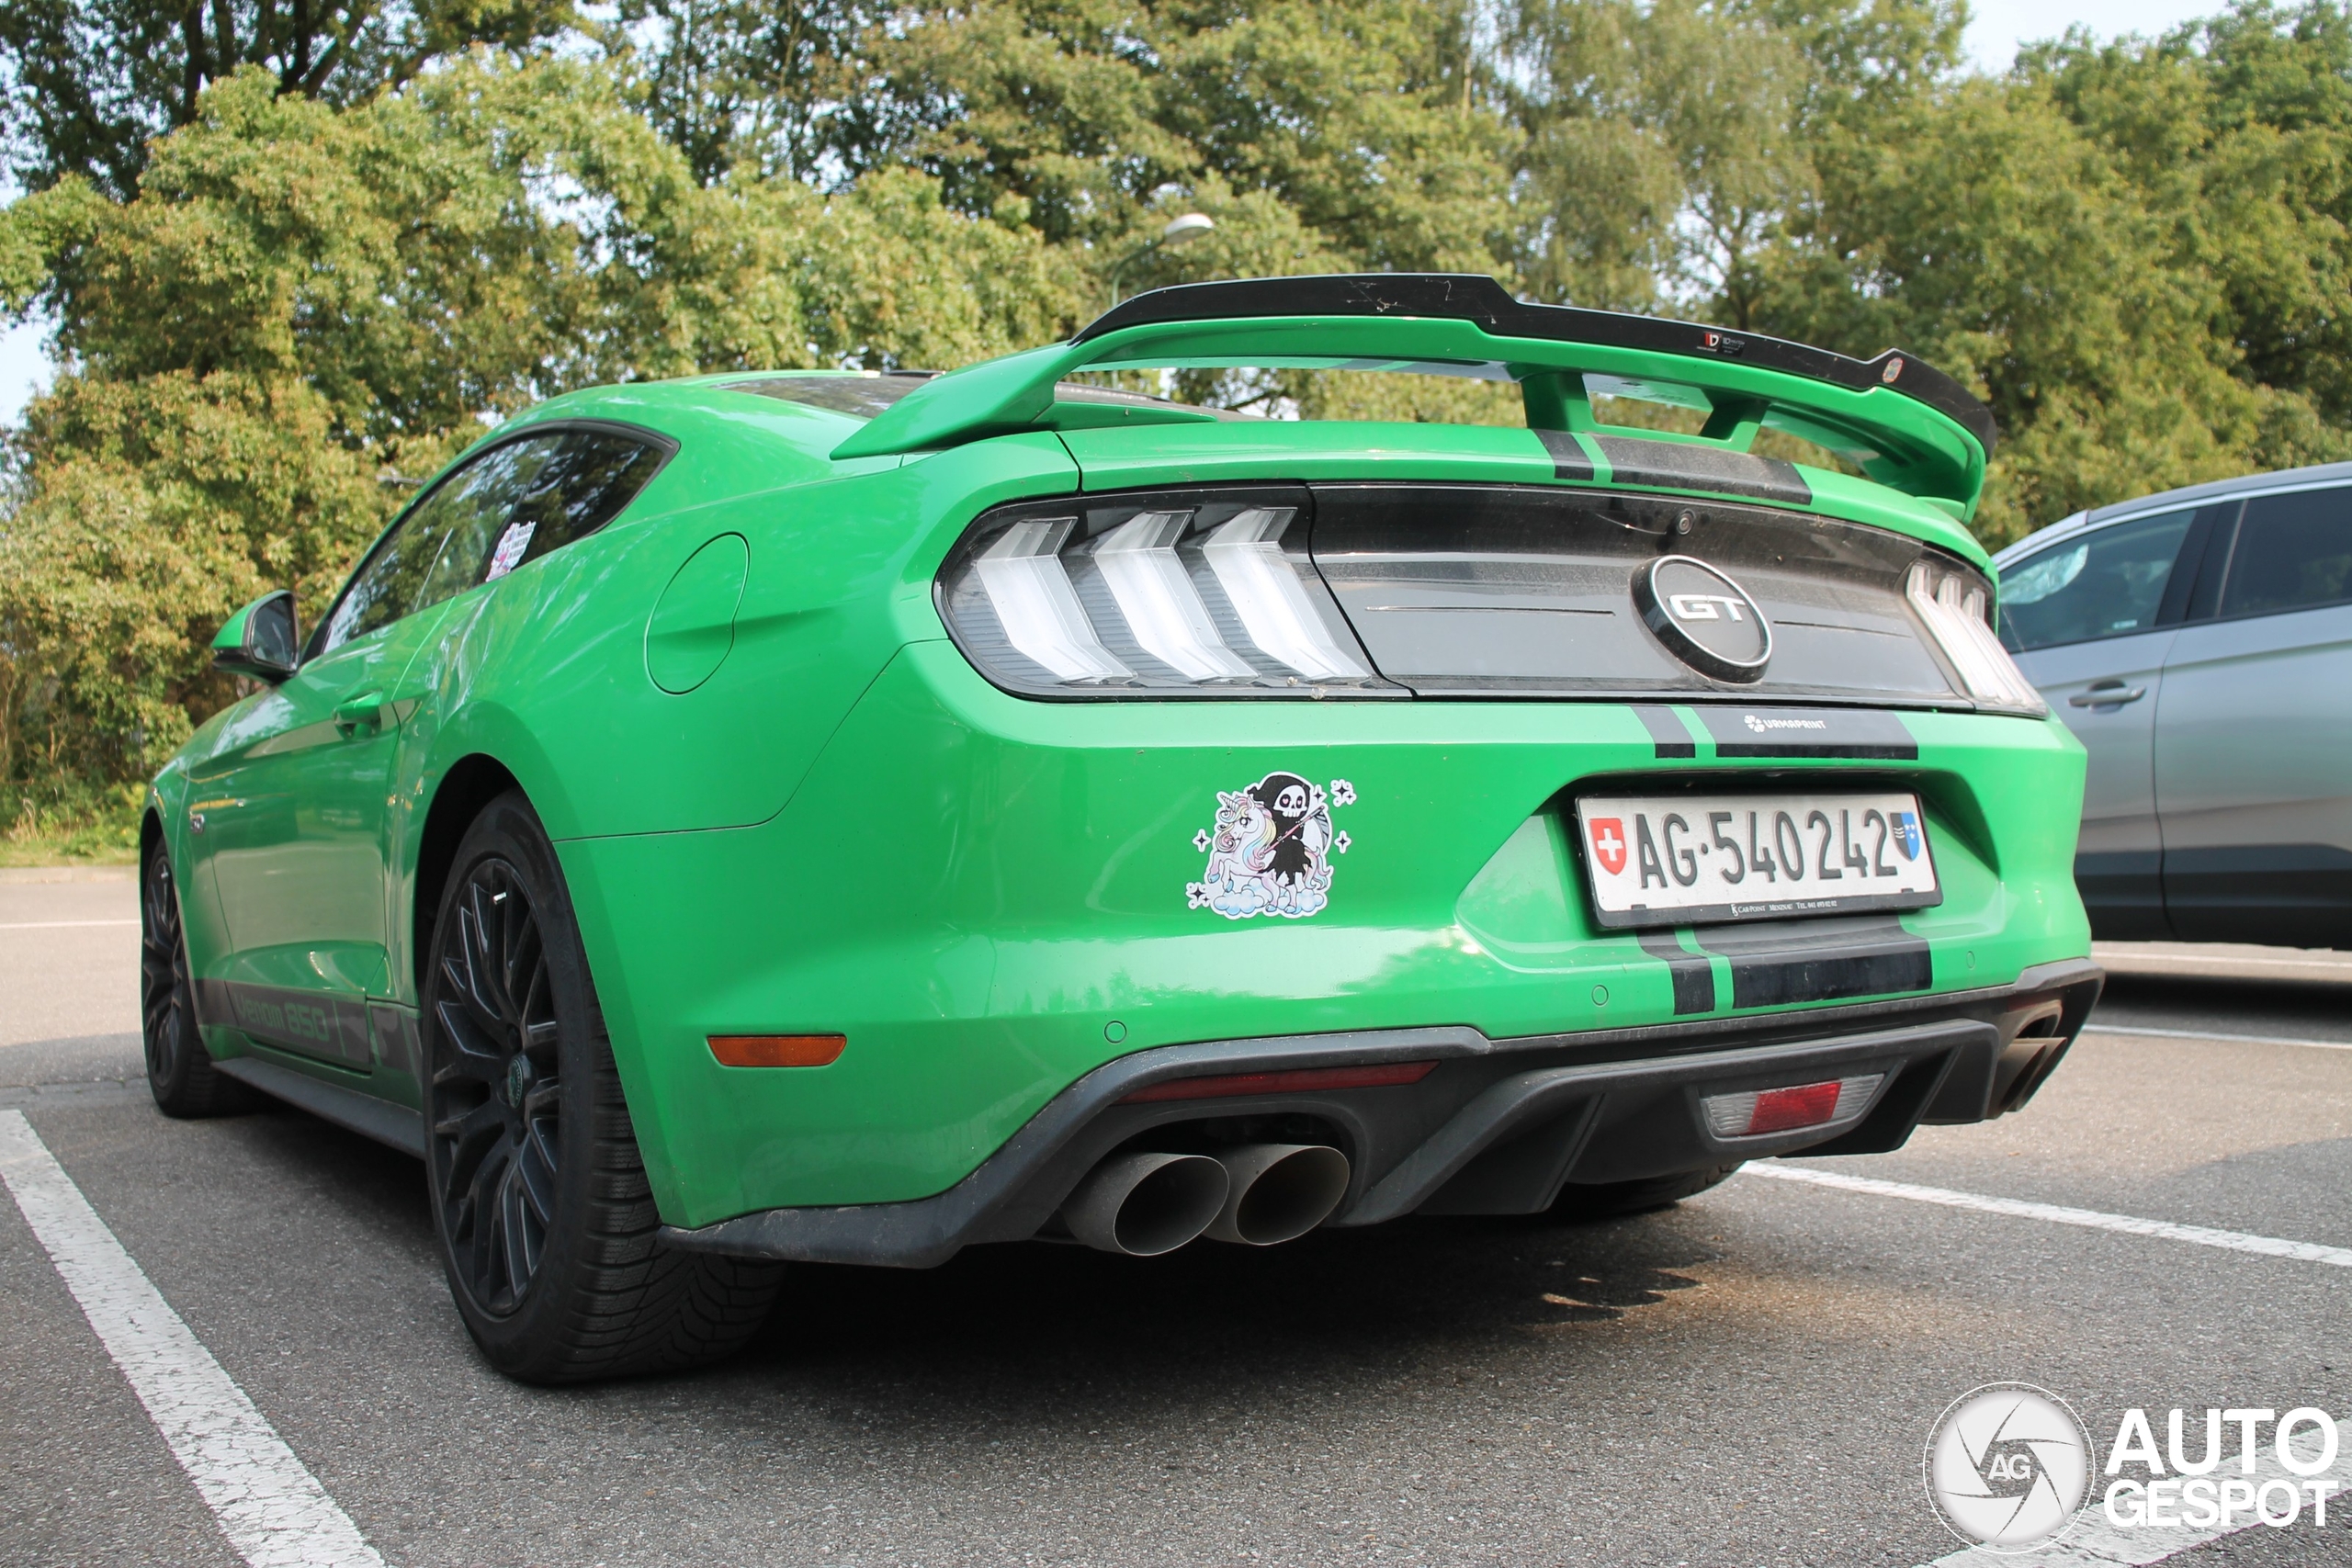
[1906,559,2047,715]
[1702,1073,1883,1138]
[937,488,1399,699]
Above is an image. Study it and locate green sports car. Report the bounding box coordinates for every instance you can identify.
[140,274,2100,1382]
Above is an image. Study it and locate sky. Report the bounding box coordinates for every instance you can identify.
[1966,0,2224,73]
[0,1,2256,424]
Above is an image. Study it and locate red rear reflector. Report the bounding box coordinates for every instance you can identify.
[1747,1081,1842,1134]
[708,1033,845,1068]
[1701,1073,1883,1138]
[1121,1060,1438,1104]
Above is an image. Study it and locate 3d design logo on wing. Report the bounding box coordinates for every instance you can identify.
[1187,773,1352,919]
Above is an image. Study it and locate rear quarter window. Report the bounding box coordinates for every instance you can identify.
[315,426,671,656]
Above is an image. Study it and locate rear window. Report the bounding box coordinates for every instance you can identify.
[716,374,938,418]
[716,373,1254,423]
[2221,487,2352,618]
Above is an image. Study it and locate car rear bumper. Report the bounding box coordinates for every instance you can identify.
[660,957,2099,1267]
[560,641,2092,1230]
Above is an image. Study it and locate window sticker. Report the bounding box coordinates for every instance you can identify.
[1187,773,1353,919]
[484,520,537,582]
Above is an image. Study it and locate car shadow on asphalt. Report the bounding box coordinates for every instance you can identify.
[192,1094,1726,1412]
[717,1212,1721,1417]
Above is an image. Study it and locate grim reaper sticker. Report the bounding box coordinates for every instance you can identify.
[1188,773,1355,919]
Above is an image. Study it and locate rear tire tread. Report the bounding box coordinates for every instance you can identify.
[425,792,780,1384]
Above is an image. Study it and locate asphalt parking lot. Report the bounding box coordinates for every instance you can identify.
[5,865,2350,1568]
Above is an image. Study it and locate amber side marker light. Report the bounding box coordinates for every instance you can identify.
[708,1034,846,1068]
[1120,1060,1437,1104]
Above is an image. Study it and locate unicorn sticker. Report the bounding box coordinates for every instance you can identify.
[1186,773,1352,919]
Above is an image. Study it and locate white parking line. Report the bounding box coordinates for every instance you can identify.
[0,919,141,930]
[1921,1417,2351,1566]
[1743,1164,2352,1267]
[2094,951,2352,971]
[0,1111,386,1568]
[2084,1023,2352,1053]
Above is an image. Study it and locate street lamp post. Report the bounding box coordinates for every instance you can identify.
[1107,212,1216,309]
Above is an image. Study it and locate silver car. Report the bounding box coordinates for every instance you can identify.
[1995,463,2352,948]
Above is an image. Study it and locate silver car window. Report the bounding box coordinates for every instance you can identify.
[2220,487,2352,618]
[1997,510,2196,652]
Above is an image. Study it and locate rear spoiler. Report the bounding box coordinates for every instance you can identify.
[833,273,1996,514]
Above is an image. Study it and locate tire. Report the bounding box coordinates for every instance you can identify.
[423,791,782,1383]
[1549,1162,1743,1221]
[141,837,250,1118]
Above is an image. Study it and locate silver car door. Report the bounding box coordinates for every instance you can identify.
[2156,484,2352,947]
[2000,506,2208,939]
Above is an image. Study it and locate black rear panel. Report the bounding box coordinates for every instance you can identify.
[1307,483,1968,704]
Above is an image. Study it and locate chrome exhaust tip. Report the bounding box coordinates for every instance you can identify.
[1204,1144,1351,1247]
[1061,1152,1230,1257]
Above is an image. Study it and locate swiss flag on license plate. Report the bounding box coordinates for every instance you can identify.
[1588,818,1628,876]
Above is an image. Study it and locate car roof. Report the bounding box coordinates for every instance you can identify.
[1995,457,2352,565]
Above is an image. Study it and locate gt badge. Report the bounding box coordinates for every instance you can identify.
[1588,817,1628,876]
[1188,773,1352,919]
[1632,556,1772,683]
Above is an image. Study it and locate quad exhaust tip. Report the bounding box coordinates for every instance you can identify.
[1062,1152,1230,1257]
[1060,1144,1353,1256]
[1204,1144,1351,1247]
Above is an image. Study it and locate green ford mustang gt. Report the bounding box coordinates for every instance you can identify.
[140,275,2100,1382]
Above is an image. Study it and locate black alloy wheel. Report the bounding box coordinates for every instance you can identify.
[429,852,564,1314]
[141,837,247,1117]
[423,792,783,1382]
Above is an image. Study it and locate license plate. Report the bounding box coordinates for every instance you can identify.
[1574,791,1940,929]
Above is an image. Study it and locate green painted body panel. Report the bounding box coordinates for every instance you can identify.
[147,336,2082,1235]
[560,644,2086,1228]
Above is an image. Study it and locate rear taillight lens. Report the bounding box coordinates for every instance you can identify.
[1702,1073,1883,1138]
[1906,559,2047,715]
[938,489,1399,699]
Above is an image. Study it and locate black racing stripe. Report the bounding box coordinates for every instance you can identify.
[1689,914,1931,1009]
[1631,704,1695,758]
[1636,928,1717,1015]
[368,1001,423,1077]
[1534,428,1595,480]
[198,978,373,1067]
[1693,705,1919,760]
[1589,435,1811,504]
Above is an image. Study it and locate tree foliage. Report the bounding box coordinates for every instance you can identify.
[0,58,1075,779]
[5,0,2352,790]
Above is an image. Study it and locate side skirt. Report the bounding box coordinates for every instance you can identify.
[213,1056,425,1159]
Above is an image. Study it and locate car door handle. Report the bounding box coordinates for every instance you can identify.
[333,692,388,736]
[2068,681,2146,707]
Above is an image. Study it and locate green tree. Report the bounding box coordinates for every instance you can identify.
[870,0,1511,278]
[1505,0,1816,321]
[0,57,1080,779]
[0,0,573,194]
